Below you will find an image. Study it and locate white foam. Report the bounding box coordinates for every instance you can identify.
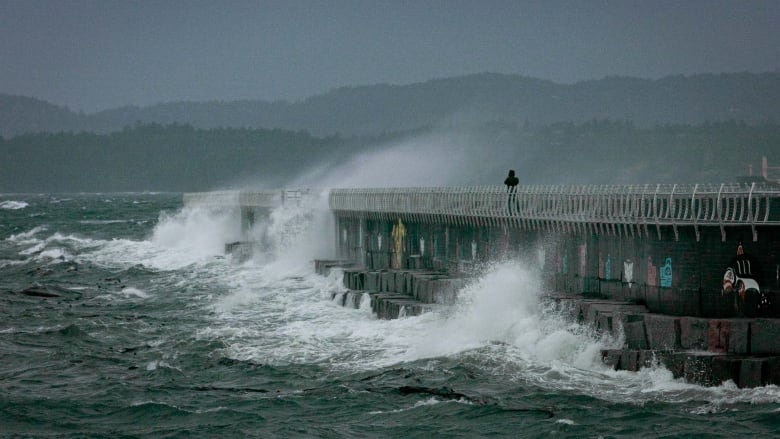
[120,287,150,299]
[0,200,28,210]
[5,226,48,243]
[36,248,73,262]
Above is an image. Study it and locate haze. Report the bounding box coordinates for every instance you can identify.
[2,0,779,112]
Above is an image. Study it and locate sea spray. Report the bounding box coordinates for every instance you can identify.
[151,205,241,259]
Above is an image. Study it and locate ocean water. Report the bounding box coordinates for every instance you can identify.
[1,193,780,438]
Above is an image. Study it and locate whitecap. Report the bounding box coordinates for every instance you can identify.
[120,287,150,299]
[0,200,28,210]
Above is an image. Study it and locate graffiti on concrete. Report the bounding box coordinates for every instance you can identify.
[723,243,760,299]
[647,256,658,287]
[391,219,405,269]
[623,259,634,288]
[660,257,673,288]
[722,243,772,315]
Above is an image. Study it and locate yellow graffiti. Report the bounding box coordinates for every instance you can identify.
[391,218,406,269]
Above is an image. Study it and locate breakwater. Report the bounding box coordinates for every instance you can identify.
[319,262,780,388]
[185,182,780,387]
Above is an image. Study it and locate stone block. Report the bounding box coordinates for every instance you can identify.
[739,358,767,388]
[679,317,709,350]
[750,319,780,355]
[710,356,740,386]
[644,315,681,350]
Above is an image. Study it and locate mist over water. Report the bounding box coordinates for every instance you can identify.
[289,131,516,188]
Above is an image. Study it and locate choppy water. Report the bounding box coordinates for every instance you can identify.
[1,193,780,438]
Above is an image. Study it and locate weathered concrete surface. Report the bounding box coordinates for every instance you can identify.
[644,314,681,350]
[751,319,780,355]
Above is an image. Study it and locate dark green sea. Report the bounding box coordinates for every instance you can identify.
[1,193,779,438]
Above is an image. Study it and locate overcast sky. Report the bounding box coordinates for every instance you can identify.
[2,0,779,112]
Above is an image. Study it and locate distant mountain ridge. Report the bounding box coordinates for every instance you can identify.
[2,72,779,137]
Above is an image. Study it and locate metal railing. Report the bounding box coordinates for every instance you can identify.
[183,189,310,208]
[329,183,780,241]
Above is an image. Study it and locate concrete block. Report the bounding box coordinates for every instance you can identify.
[637,350,655,369]
[620,350,640,372]
[386,271,396,292]
[412,278,425,302]
[766,357,780,386]
[711,356,740,386]
[728,320,750,355]
[581,302,602,325]
[624,320,648,350]
[739,358,767,388]
[707,320,729,353]
[366,272,379,291]
[750,319,780,355]
[432,278,461,304]
[601,349,621,370]
[394,271,406,293]
[656,351,685,378]
[679,317,709,350]
[342,270,353,289]
[683,354,714,386]
[644,315,681,350]
[597,313,613,334]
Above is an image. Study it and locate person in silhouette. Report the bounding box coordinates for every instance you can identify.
[504,169,519,214]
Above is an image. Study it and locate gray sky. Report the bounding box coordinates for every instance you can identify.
[2,0,779,112]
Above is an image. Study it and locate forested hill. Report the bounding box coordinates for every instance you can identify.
[2,121,779,193]
[3,72,780,137]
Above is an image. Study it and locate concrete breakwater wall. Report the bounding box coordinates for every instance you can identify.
[554,296,780,388]
[330,185,780,319]
[315,260,467,319]
[182,185,780,388]
[318,261,780,388]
